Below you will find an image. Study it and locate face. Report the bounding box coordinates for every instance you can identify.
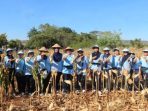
[66,50,72,55]
[114,50,119,55]
[54,48,60,53]
[18,54,24,58]
[143,52,148,56]
[123,52,128,55]
[8,51,13,55]
[40,51,46,56]
[104,50,109,54]
[78,51,83,56]
[28,53,34,57]
[93,48,99,52]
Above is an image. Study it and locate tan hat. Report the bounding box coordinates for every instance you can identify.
[52,43,61,49]
[77,48,84,52]
[39,47,48,52]
[92,45,99,49]
[64,47,74,52]
[18,50,24,55]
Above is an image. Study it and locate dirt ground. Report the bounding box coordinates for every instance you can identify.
[0,90,148,111]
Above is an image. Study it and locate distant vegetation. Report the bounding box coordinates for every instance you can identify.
[0,23,147,49]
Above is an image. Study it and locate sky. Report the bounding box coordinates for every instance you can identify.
[0,0,148,40]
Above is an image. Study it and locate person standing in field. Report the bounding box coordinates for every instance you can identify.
[109,48,122,90]
[24,50,36,95]
[129,52,141,90]
[102,47,112,91]
[89,45,103,93]
[120,48,131,90]
[4,48,16,95]
[15,51,26,95]
[74,48,89,92]
[62,47,75,93]
[51,44,63,91]
[36,47,51,94]
[140,49,148,88]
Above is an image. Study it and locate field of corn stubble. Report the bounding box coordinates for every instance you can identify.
[0,48,148,111]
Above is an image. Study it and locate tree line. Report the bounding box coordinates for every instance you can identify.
[0,23,145,49]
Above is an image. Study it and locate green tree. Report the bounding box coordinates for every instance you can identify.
[26,23,98,48]
[0,33,8,47]
[28,27,40,38]
[96,31,122,48]
[8,39,24,49]
[130,38,144,48]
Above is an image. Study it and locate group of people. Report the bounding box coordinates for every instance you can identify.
[0,44,148,96]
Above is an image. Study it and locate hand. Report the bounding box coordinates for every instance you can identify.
[16,59,19,63]
[63,54,68,60]
[92,56,97,60]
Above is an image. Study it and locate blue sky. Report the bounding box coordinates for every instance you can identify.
[0,0,148,40]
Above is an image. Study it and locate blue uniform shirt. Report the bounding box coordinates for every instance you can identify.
[140,56,148,73]
[51,53,63,72]
[110,55,121,69]
[120,56,131,72]
[89,52,103,71]
[36,55,51,73]
[15,58,25,74]
[4,56,15,69]
[62,54,74,74]
[102,54,112,69]
[25,57,35,75]
[75,56,89,75]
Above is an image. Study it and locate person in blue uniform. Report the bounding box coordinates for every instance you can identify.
[140,49,148,88]
[110,48,122,90]
[89,45,103,92]
[15,51,26,95]
[102,47,112,91]
[25,50,35,94]
[129,52,141,90]
[51,44,63,91]
[120,48,131,73]
[36,47,51,94]
[4,48,16,95]
[120,48,131,90]
[75,48,89,92]
[62,47,75,93]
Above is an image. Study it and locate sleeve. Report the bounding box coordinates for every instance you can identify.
[4,56,9,63]
[84,56,89,68]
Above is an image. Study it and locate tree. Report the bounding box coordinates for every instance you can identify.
[0,33,8,47]
[28,27,40,38]
[8,39,24,49]
[26,23,98,48]
[96,31,122,48]
[130,38,143,48]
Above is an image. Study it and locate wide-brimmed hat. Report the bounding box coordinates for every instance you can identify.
[92,45,99,49]
[28,50,34,54]
[143,49,148,52]
[113,48,120,52]
[122,48,130,52]
[18,50,24,55]
[52,43,61,49]
[6,48,13,52]
[39,47,48,52]
[77,48,84,53]
[64,47,74,52]
[103,47,110,51]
